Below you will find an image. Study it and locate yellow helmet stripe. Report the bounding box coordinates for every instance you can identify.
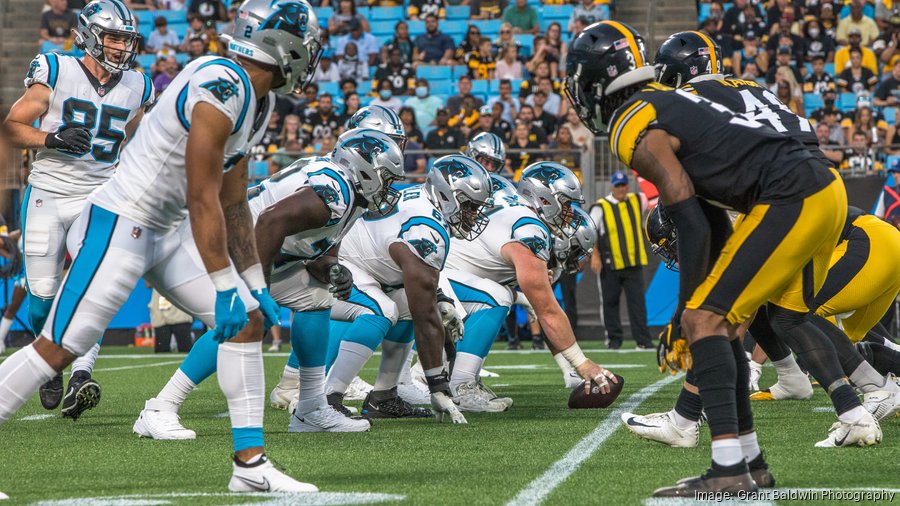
[693,31,718,73]
[605,20,644,67]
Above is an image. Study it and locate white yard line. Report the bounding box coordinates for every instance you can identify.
[92,360,183,373]
[31,491,406,505]
[506,374,682,506]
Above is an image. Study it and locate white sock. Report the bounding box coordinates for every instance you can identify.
[739,431,761,461]
[278,364,300,390]
[155,368,197,409]
[772,355,804,378]
[325,341,374,395]
[71,342,101,375]
[711,438,744,467]
[297,365,326,414]
[374,340,413,391]
[217,341,264,430]
[0,316,13,344]
[838,405,867,424]
[850,362,892,393]
[0,344,58,424]
[450,352,483,390]
[554,352,575,375]
[672,409,698,430]
[398,349,415,384]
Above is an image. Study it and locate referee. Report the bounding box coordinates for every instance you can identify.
[589,171,653,349]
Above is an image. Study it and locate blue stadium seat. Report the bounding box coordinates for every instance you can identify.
[175,52,189,65]
[161,10,185,24]
[408,20,426,37]
[40,40,64,54]
[360,95,374,107]
[443,20,467,36]
[134,10,157,28]
[250,160,269,180]
[839,4,875,19]
[839,92,858,111]
[885,107,897,125]
[135,53,157,70]
[430,81,454,96]
[542,4,574,20]
[452,65,469,80]
[314,6,334,27]
[319,81,340,97]
[417,65,452,81]
[371,21,395,36]
[371,6,403,20]
[446,5,470,20]
[357,81,373,95]
[373,34,393,48]
[514,34,534,57]
[469,20,501,35]
[887,155,900,172]
[369,66,377,79]
[803,93,823,117]
[698,3,710,21]
[471,79,489,95]
[170,22,188,39]
[825,63,835,75]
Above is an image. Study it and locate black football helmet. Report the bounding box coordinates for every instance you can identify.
[654,31,723,88]
[564,21,656,135]
[645,205,678,271]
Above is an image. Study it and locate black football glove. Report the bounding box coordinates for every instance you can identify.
[657,318,691,375]
[45,126,92,154]
[327,263,353,300]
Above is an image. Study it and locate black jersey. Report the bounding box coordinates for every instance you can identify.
[608,83,834,214]
[683,77,818,150]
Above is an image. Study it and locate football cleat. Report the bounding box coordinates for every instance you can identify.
[267,342,281,352]
[228,454,318,493]
[815,412,882,447]
[269,384,298,411]
[749,371,813,401]
[451,380,509,413]
[862,389,900,421]
[620,410,699,448]
[288,405,372,433]
[344,376,374,401]
[326,392,356,418]
[479,368,500,378]
[133,398,196,440]
[61,371,101,420]
[655,463,757,497]
[747,454,776,489]
[397,380,432,405]
[39,372,63,410]
[0,490,7,500]
[361,388,434,418]
[476,380,513,409]
[563,370,582,389]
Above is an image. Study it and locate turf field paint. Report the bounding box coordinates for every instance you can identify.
[93,360,183,372]
[507,374,682,506]
[19,414,54,421]
[31,491,406,505]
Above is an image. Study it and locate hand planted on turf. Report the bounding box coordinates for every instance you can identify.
[657,321,691,374]
[328,263,353,300]
[749,360,762,391]
[575,360,618,395]
[250,287,280,331]
[436,289,464,342]
[431,391,467,424]
[45,126,92,154]
[214,288,249,342]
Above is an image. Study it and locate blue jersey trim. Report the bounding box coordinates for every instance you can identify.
[510,216,551,241]
[347,286,385,317]
[196,58,251,134]
[46,53,59,90]
[175,83,190,130]
[449,279,500,308]
[398,216,450,262]
[140,72,152,106]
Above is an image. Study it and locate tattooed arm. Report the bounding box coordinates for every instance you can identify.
[221,157,261,273]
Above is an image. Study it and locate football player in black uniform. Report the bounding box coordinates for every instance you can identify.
[565,21,877,496]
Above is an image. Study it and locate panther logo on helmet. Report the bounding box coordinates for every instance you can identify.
[408,238,438,257]
[259,1,310,38]
[530,164,563,183]
[437,159,472,179]
[347,109,370,128]
[83,2,102,17]
[341,135,388,164]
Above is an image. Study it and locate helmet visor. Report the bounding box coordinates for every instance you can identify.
[451,193,490,240]
[91,26,140,71]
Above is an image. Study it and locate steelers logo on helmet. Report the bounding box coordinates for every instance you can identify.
[654,31,723,88]
[564,21,655,135]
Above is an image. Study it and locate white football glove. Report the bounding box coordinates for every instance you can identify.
[431,391,467,424]
[749,360,762,392]
[436,290,464,342]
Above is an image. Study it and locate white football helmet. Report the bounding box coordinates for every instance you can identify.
[332,129,405,212]
[347,105,407,151]
[517,162,584,235]
[424,155,492,240]
[552,207,596,274]
[74,0,141,73]
[466,132,506,173]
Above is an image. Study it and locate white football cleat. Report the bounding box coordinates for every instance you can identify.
[477,380,513,409]
[397,380,432,405]
[862,389,900,421]
[815,412,882,448]
[0,490,8,500]
[620,410,700,448]
[479,368,500,378]
[229,455,319,493]
[267,342,281,353]
[563,370,582,389]
[133,398,196,440]
[270,384,298,411]
[288,406,371,433]
[344,376,374,401]
[750,371,813,400]
[452,381,509,412]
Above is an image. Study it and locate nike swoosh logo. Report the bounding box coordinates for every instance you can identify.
[236,475,270,491]
[834,432,849,446]
[625,417,659,429]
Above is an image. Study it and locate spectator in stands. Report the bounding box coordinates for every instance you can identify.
[188,0,226,23]
[217,1,241,37]
[455,25,482,65]
[152,56,179,94]
[766,18,804,64]
[507,121,541,180]
[568,0,608,34]
[374,47,416,96]
[337,19,378,67]
[279,114,303,148]
[124,0,155,10]
[549,125,583,181]
[766,46,803,85]
[774,72,804,116]
[399,106,425,144]
[255,109,282,155]
[528,90,557,137]
[526,77,561,116]
[837,48,879,93]
[804,56,837,94]
[338,93,361,127]
[520,61,558,101]
[471,0,508,20]
[487,102,513,141]
[336,41,370,82]
[885,108,900,154]
[836,0,880,46]
[303,93,342,144]
[470,105,495,138]
[503,0,539,35]
[765,0,789,27]
[146,17,181,54]
[448,96,481,137]
[447,75,484,115]
[706,1,725,32]
[489,78,519,123]
[186,36,209,61]
[149,289,194,354]
[544,22,566,78]
[875,59,900,106]
[384,21,415,65]
[496,44,523,79]
[722,0,752,36]
[841,131,884,174]
[204,20,221,54]
[876,13,900,63]
[408,0,446,20]
[493,23,523,61]
[700,18,731,68]
[844,96,888,145]
[425,108,466,152]
[40,0,77,46]
[293,83,319,119]
[562,107,593,151]
[467,37,497,79]
[340,78,358,97]
[403,135,427,179]
[817,122,845,165]
[414,15,455,65]
[802,18,835,63]
[404,79,443,130]
[313,51,341,82]
[740,60,761,80]
[818,2,839,41]
[180,14,207,52]
[370,79,404,113]
[515,105,548,147]
[730,3,767,50]
[733,31,768,75]
[835,28,879,74]
[810,87,841,121]
[329,0,370,36]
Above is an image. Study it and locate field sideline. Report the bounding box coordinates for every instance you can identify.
[1,343,898,505]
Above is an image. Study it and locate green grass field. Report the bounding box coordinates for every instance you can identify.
[1,343,898,505]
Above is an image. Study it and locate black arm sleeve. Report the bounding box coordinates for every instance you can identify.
[699,200,732,266]
[666,196,711,310]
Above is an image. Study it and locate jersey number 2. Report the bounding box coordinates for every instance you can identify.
[61,98,130,163]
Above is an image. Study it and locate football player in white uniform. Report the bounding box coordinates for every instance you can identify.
[466,132,506,174]
[325,155,492,423]
[0,0,325,492]
[4,0,152,418]
[133,128,405,438]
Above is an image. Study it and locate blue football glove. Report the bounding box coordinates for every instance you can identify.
[214,288,249,343]
[250,287,281,332]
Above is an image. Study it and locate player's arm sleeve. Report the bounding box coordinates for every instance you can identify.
[607,98,658,167]
[588,204,605,236]
[23,53,57,90]
[502,216,552,263]
[392,217,451,271]
[183,62,251,134]
[140,71,156,108]
[304,167,353,225]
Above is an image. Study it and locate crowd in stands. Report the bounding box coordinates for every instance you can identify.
[39,0,618,182]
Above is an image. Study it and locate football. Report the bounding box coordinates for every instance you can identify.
[568,374,625,409]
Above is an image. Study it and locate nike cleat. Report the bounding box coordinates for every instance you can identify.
[750,372,814,401]
[228,454,318,493]
[361,388,433,419]
[397,380,432,405]
[326,392,355,418]
[815,412,882,447]
[39,373,63,410]
[133,398,196,440]
[655,462,757,497]
[451,380,510,412]
[61,372,101,420]
[862,389,900,421]
[620,410,699,448]
[747,454,776,489]
[344,376,374,401]
[288,406,371,433]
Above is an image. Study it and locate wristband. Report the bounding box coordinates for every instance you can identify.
[209,267,236,292]
[560,343,588,368]
[240,263,266,291]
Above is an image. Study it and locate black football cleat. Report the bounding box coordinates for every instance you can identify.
[748,454,776,489]
[39,372,64,410]
[655,461,758,497]
[361,388,433,419]
[61,371,101,421]
[326,392,355,418]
